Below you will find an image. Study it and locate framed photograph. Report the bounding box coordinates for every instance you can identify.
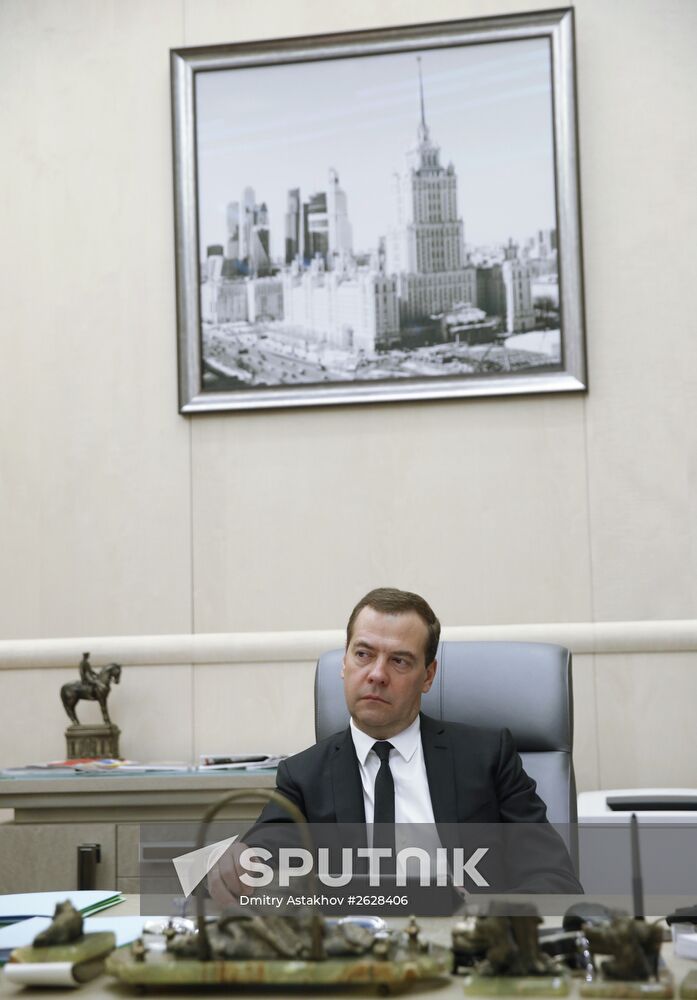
[171,8,586,413]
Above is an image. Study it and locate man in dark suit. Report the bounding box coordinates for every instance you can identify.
[209,587,581,903]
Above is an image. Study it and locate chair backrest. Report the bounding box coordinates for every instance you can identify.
[314,640,577,826]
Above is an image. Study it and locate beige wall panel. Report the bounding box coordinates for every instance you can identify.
[193,660,316,758]
[571,653,600,793]
[192,396,592,633]
[0,668,83,769]
[181,0,567,46]
[595,652,697,789]
[579,3,697,621]
[116,665,194,764]
[0,0,192,641]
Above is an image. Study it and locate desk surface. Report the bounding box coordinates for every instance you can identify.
[1,898,694,999]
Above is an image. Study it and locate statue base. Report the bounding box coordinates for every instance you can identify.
[580,967,674,998]
[463,974,570,996]
[7,932,116,987]
[680,970,697,999]
[106,940,453,990]
[65,724,121,760]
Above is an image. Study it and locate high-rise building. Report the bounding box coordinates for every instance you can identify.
[500,239,535,333]
[303,192,329,264]
[387,59,476,324]
[200,248,225,323]
[477,240,536,334]
[476,264,507,322]
[297,170,354,269]
[248,201,271,277]
[326,168,353,265]
[285,188,302,264]
[536,228,557,258]
[225,202,240,260]
[525,227,558,278]
[234,187,271,276]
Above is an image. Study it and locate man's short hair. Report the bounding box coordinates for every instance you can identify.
[346,587,441,667]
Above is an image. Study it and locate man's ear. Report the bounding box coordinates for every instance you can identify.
[341,654,346,679]
[422,658,437,693]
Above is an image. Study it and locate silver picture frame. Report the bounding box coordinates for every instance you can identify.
[171,8,586,413]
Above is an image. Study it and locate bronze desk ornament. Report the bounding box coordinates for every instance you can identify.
[580,916,673,998]
[33,901,84,945]
[7,901,115,985]
[105,789,451,993]
[61,652,122,759]
[455,903,571,997]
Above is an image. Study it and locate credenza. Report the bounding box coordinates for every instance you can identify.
[0,770,275,894]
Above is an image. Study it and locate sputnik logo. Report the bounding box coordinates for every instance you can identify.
[171,839,490,895]
[172,836,238,897]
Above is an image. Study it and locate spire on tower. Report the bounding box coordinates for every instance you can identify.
[417,57,430,144]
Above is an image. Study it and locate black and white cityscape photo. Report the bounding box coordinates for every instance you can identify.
[194,35,565,400]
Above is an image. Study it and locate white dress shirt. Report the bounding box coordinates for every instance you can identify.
[349,717,443,877]
[349,715,436,826]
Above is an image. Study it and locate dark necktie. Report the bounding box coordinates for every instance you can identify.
[372,741,395,872]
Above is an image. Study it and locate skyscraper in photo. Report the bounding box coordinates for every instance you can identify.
[225,202,240,260]
[285,188,302,264]
[500,239,535,333]
[387,58,476,324]
[475,240,536,335]
[326,168,353,265]
[297,170,354,269]
[303,191,329,264]
[233,186,270,276]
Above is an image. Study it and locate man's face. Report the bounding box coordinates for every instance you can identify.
[342,605,437,740]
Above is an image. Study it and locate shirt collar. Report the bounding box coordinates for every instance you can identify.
[350,714,422,765]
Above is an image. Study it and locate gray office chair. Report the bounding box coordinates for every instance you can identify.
[314,641,577,827]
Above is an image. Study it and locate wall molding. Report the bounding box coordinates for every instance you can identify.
[1,619,696,669]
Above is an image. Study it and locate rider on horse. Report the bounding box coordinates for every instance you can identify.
[62,655,121,727]
[79,652,100,699]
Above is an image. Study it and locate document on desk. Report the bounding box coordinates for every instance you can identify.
[675,931,697,960]
[198,753,287,770]
[0,889,124,923]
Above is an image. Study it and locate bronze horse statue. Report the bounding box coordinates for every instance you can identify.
[61,655,122,726]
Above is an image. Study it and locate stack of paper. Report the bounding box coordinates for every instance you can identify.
[1,760,193,776]
[675,931,697,960]
[199,753,286,770]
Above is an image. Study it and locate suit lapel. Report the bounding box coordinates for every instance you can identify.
[330,728,366,824]
[421,713,458,825]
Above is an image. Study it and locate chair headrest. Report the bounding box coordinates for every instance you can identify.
[315,640,572,752]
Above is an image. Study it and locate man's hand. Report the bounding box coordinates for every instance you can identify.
[207,840,251,907]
